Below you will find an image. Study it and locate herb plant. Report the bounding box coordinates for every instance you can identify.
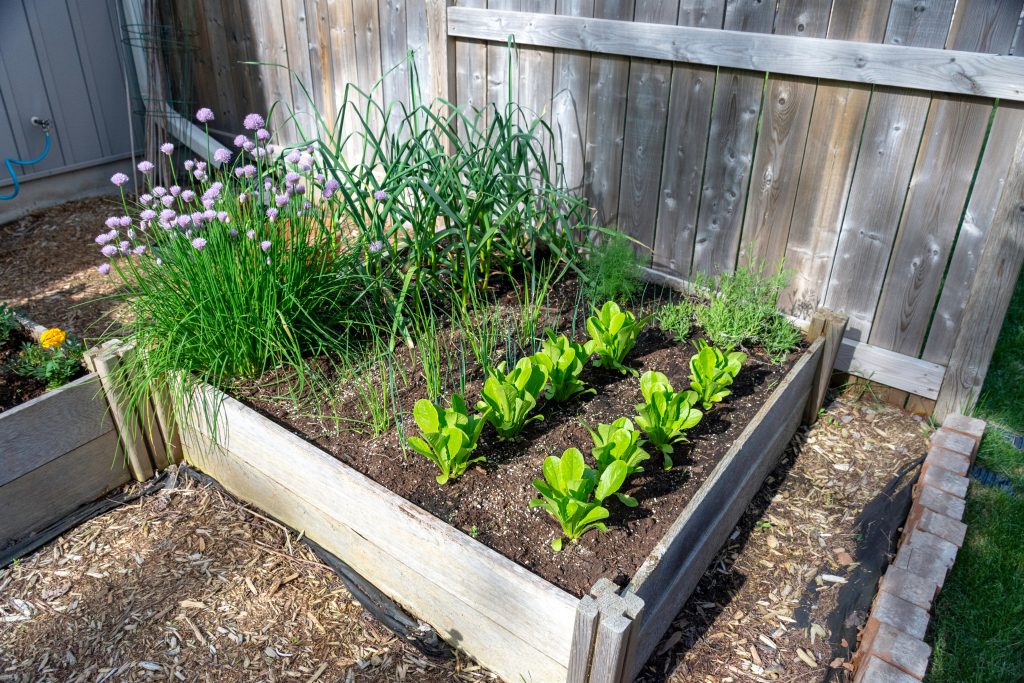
[634,371,703,469]
[657,298,696,342]
[688,340,747,410]
[476,355,549,439]
[407,394,486,484]
[529,448,628,551]
[586,417,650,507]
[585,301,652,375]
[582,232,643,305]
[14,329,84,389]
[535,331,593,402]
[0,305,16,345]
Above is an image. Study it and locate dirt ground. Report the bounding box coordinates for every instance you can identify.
[0,201,930,682]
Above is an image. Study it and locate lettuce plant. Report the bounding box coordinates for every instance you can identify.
[585,301,652,375]
[535,331,593,402]
[529,448,629,551]
[586,417,650,507]
[634,371,703,469]
[688,340,747,410]
[476,356,549,439]
[407,394,486,484]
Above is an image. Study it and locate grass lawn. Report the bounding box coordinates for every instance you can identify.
[926,276,1024,683]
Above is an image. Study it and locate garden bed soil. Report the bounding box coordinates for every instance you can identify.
[0,328,47,412]
[233,280,803,597]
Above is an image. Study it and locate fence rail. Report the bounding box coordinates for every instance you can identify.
[179,0,1024,419]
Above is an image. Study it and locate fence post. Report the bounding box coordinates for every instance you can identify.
[426,0,456,104]
[84,343,154,481]
[803,308,848,424]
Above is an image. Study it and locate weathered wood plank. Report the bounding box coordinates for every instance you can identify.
[518,0,556,163]
[181,387,578,677]
[550,0,593,194]
[690,0,774,276]
[327,0,362,164]
[616,0,679,258]
[868,1,1019,355]
[835,337,945,399]
[588,592,631,683]
[566,595,599,683]
[454,0,488,141]
[582,0,634,227]
[426,0,456,106]
[739,0,830,270]
[86,348,153,482]
[379,0,410,137]
[446,7,1024,100]
[0,373,112,487]
[405,0,431,100]
[352,0,385,136]
[624,338,824,679]
[486,0,521,125]
[251,0,296,140]
[933,115,1024,419]
[803,308,849,423]
[0,430,124,546]
[651,1,724,275]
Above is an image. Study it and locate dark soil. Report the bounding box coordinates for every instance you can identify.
[232,280,802,597]
[0,329,47,412]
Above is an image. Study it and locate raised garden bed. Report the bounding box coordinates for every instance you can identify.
[177,302,841,682]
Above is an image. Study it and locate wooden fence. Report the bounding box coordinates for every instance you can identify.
[175,0,1024,419]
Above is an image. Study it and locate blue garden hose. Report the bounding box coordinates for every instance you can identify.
[0,117,52,200]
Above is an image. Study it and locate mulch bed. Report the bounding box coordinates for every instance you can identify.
[0,328,47,412]
[233,279,798,597]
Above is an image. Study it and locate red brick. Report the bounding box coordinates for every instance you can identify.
[903,502,925,539]
[862,620,932,679]
[917,485,966,520]
[879,566,939,611]
[941,414,986,442]
[920,463,969,498]
[894,530,959,588]
[926,446,970,477]
[930,429,977,460]
[871,589,930,639]
[855,654,923,683]
[917,507,968,547]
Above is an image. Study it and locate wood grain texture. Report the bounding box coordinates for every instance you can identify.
[933,115,1024,418]
[835,337,945,399]
[624,337,824,679]
[616,0,679,258]
[379,0,411,137]
[803,309,849,423]
[588,592,631,683]
[551,0,594,194]
[566,595,599,683]
[779,0,892,319]
[0,373,112,487]
[486,0,520,126]
[739,0,830,270]
[923,103,1024,364]
[426,0,456,105]
[518,0,556,163]
[454,0,488,141]
[86,348,153,482]
[582,0,635,227]
[353,0,385,135]
[0,430,125,547]
[181,386,578,680]
[690,0,774,276]
[446,7,1024,100]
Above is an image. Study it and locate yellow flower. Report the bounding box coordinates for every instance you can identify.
[40,327,66,349]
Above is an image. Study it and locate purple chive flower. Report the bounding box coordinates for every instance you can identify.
[246,229,255,239]
[202,199,215,210]
[285,150,301,164]
[369,240,384,253]
[242,140,256,152]
[315,173,325,184]
[213,148,231,164]
[266,144,277,155]
[159,209,176,222]
[266,208,278,221]
[140,193,153,204]
[240,164,258,178]
[298,156,313,172]
[137,160,154,174]
[161,195,175,208]
[218,211,229,222]
[97,262,111,275]
[243,113,265,131]
[181,190,196,203]
[153,186,167,197]
[184,160,195,171]
[193,170,206,181]
[228,228,238,238]
[238,192,248,204]
[303,201,311,210]
[234,167,244,178]
[254,147,267,158]
[233,134,247,148]
[284,171,300,186]
[190,211,204,224]
[203,209,217,221]
[256,128,270,141]
[294,184,306,196]
[324,179,340,198]
[119,216,132,227]
[260,240,272,252]
[176,215,191,228]
[373,190,388,201]
[160,142,174,155]
[101,245,118,257]
[132,245,147,255]
[95,232,113,245]
[196,107,215,123]
[170,185,181,196]
[105,216,119,229]
[192,237,207,251]
[111,172,129,187]
[275,194,289,207]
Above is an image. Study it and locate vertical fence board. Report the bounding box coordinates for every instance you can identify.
[455,0,488,139]
[379,0,410,137]
[406,0,431,100]
[519,0,556,165]
[739,0,830,270]
[690,0,774,276]
[651,2,725,275]
[486,0,520,125]
[551,0,593,194]
[352,0,384,135]
[617,0,679,257]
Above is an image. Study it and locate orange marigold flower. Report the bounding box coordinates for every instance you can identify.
[40,327,66,349]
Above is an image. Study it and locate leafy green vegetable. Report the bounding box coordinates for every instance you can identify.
[529,448,628,551]
[535,331,593,402]
[634,371,703,469]
[585,301,652,375]
[406,394,486,484]
[586,417,650,507]
[688,340,747,410]
[476,355,549,439]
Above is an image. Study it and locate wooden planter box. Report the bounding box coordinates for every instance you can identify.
[178,321,839,682]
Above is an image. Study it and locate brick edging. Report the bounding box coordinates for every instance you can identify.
[852,414,984,682]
